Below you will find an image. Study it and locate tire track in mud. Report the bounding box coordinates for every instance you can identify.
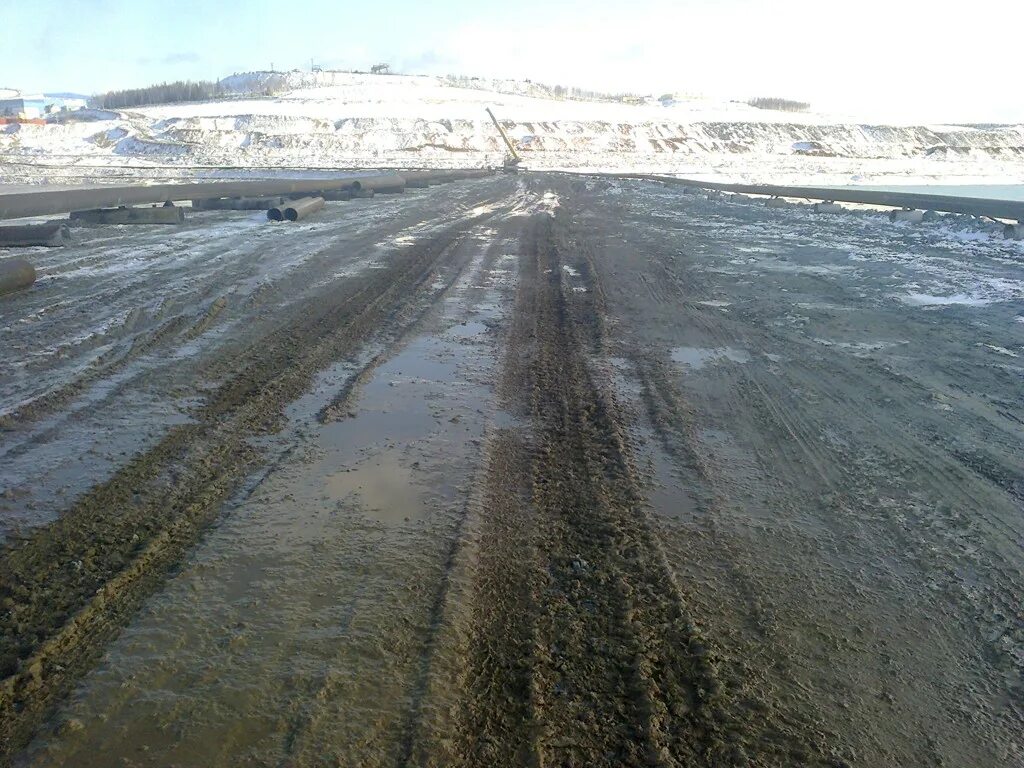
[628,354,838,766]
[0,204,508,763]
[705,334,1024,746]
[430,209,742,767]
[574,177,1024,765]
[267,215,525,768]
[518,180,834,766]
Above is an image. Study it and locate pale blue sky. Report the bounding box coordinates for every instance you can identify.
[3,0,1023,122]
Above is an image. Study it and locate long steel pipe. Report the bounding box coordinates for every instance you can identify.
[355,174,406,194]
[284,197,325,221]
[192,196,286,211]
[1,177,369,220]
[588,173,1024,222]
[0,170,495,220]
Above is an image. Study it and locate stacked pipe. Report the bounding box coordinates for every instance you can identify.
[267,197,325,222]
[284,197,325,221]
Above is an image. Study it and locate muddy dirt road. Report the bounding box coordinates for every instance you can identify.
[2,175,1023,766]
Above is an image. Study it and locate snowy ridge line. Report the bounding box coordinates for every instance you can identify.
[3,71,1023,187]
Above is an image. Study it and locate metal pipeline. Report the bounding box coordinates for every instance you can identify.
[192,196,286,211]
[2,177,378,220]
[0,258,37,297]
[1,171,499,220]
[320,188,355,201]
[403,171,438,188]
[357,174,406,194]
[591,173,1024,222]
[0,222,71,247]
[284,197,325,221]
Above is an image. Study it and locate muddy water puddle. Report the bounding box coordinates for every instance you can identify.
[19,226,519,767]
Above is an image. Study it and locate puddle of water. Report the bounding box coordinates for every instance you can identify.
[446,320,489,338]
[325,449,425,523]
[671,346,751,369]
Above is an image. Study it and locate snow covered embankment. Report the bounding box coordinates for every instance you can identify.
[2,71,1022,185]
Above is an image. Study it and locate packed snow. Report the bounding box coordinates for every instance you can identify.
[2,70,1023,185]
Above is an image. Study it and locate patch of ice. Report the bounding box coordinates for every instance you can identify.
[984,344,1019,357]
[814,338,905,352]
[900,292,992,306]
[538,191,561,216]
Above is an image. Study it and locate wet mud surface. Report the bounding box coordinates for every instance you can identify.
[2,175,1023,765]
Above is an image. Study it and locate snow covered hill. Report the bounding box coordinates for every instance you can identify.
[2,71,1022,185]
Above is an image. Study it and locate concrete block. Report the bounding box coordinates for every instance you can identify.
[70,206,185,225]
[0,222,71,247]
[889,209,924,224]
[813,202,844,214]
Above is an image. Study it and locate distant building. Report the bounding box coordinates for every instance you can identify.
[43,94,88,113]
[0,92,87,119]
[0,94,46,119]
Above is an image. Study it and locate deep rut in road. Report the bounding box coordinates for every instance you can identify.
[423,210,779,767]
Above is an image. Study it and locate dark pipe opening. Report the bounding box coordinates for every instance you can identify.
[267,208,284,221]
[284,208,299,222]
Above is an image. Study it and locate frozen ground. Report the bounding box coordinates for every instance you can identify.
[1,71,1023,185]
[2,176,1023,766]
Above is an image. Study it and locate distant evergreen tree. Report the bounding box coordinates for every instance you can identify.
[92,80,225,109]
[747,97,810,112]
